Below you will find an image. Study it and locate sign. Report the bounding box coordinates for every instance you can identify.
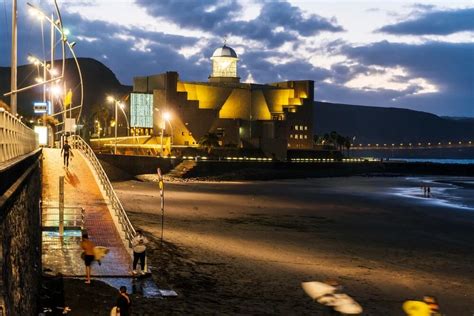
[65,118,76,133]
[33,101,51,114]
[34,126,48,145]
[130,93,153,128]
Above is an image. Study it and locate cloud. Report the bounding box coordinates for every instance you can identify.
[339,40,474,116]
[378,7,474,35]
[135,0,343,47]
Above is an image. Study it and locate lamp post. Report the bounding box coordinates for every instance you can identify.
[107,96,129,154]
[161,112,173,156]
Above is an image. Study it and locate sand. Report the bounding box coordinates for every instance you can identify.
[102,176,473,315]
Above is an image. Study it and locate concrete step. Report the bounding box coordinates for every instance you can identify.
[166,160,197,178]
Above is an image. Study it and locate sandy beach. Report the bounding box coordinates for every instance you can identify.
[104,176,474,315]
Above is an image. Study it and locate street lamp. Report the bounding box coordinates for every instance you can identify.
[162,112,173,156]
[107,96,130,154]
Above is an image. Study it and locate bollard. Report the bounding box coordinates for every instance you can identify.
[59,176,64,237]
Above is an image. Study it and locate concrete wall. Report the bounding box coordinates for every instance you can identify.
[97,153,180,178]
[0,151,42,315]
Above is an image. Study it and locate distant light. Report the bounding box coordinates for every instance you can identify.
[35,77,44,83]
[107,96,115,103]
[119,102,125,109]
[163,112,171,121]
[51,85,62,96]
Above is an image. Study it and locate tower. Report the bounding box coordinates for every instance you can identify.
[209,44,240,83]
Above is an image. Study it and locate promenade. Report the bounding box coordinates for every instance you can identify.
[41,148,131,277]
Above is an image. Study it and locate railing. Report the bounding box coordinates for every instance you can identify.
[41,206,85,230]
[0,108,38,163]
[70,135,136,248]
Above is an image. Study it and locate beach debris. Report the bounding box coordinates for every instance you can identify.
[301,281,363,315]
[403,296,441,316]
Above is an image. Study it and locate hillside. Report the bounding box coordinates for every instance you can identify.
[314,101,474,143]
[0,58,131,123]
[1,58,472,144]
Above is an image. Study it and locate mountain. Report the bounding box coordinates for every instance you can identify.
[1,58,472,144]
[0,58,131,123]
[314,101,474,144]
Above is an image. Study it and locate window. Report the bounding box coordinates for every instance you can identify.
[295,125,299,131]
[300,125,304,130]
[189,132,192,136]
[290,134,293,138]
[304,126,308,130]
[304,135,308,139]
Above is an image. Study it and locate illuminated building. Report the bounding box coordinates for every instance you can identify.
[132,44,314,159]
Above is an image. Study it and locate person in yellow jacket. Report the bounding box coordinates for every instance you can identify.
[80,233,95,284]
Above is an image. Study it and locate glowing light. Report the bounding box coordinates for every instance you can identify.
[51,85,62,96]
[63,28,70,36]
[163,112,171,121]
[35,77,44,83]
[107,96,115,103]
[50,68,59,76]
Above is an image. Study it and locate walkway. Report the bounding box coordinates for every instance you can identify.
[42,148,131,277]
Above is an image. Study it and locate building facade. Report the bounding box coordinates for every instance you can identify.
[132,44,314,159]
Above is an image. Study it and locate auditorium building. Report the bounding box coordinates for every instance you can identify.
[130,44,315,160]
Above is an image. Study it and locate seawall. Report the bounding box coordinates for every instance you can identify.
[0,150,42,315]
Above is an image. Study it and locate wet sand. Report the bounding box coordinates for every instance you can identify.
[109,176,474,315]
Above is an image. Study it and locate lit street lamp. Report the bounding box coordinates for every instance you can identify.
[107,96,129,154]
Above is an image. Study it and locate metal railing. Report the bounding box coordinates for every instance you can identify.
[41,206,85,230]
[0,108,38,163]
[70,135,136,248]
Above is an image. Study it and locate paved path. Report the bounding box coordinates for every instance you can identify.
[42,148,131,277]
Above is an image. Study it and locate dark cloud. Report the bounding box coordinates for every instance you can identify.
[135,0,241,30]
[378,7,474,35]
[135,0,343,47]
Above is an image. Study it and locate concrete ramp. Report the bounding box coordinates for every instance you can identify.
[42,148,132,277]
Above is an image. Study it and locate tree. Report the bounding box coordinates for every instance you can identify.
[344,137,352,157]
[198,133,220,154]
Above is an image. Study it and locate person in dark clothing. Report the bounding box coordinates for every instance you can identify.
[61,140,73,167]
[116,286,131,316]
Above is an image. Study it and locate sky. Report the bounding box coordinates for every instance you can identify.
[1,0,473,117]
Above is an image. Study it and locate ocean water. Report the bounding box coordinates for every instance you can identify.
[392,177,474,211]
[398,158,474,165]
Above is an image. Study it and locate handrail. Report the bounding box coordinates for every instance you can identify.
[70,135,136,249]
[0,108,38,163]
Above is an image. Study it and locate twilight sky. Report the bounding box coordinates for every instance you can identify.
[2,0,474,117]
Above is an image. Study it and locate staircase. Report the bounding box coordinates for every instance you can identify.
[166,159,197,178]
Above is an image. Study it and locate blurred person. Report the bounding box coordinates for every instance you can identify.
[61,139,73,168]
[131,229,149,275]
[116,286,131,316]
[80,233,96,284]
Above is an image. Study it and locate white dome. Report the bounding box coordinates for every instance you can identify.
[211,44,238,58]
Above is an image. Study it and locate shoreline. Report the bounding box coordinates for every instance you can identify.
[111,176,474,315]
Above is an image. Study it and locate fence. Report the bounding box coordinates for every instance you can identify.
[70,135,136,248]
[0,108,38,163]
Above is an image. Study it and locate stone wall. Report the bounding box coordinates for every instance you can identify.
[0,152,42,315]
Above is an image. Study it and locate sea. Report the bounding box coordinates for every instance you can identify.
[397,158,474,165]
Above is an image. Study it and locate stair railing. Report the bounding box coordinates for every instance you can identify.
[70,135,136,249]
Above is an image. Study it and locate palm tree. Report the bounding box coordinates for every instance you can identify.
[198,133,220,154]
[344,137,352,157]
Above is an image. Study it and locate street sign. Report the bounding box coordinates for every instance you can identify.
[33,101,51,114]
[65,118,76,133]
[157,168,164,246]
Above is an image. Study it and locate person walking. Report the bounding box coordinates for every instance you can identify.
[115,286,131,316]
[61,139,73,168]
[131,229,149,275]
[80,233,96,284]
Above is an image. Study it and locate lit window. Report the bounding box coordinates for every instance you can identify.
[300,125,303,130]
[288,143,291,147]
[304,126,308,130]
[304,135,308,139]
[189,132,192,136]
[295,125,299,130]
[290,134,293,138]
